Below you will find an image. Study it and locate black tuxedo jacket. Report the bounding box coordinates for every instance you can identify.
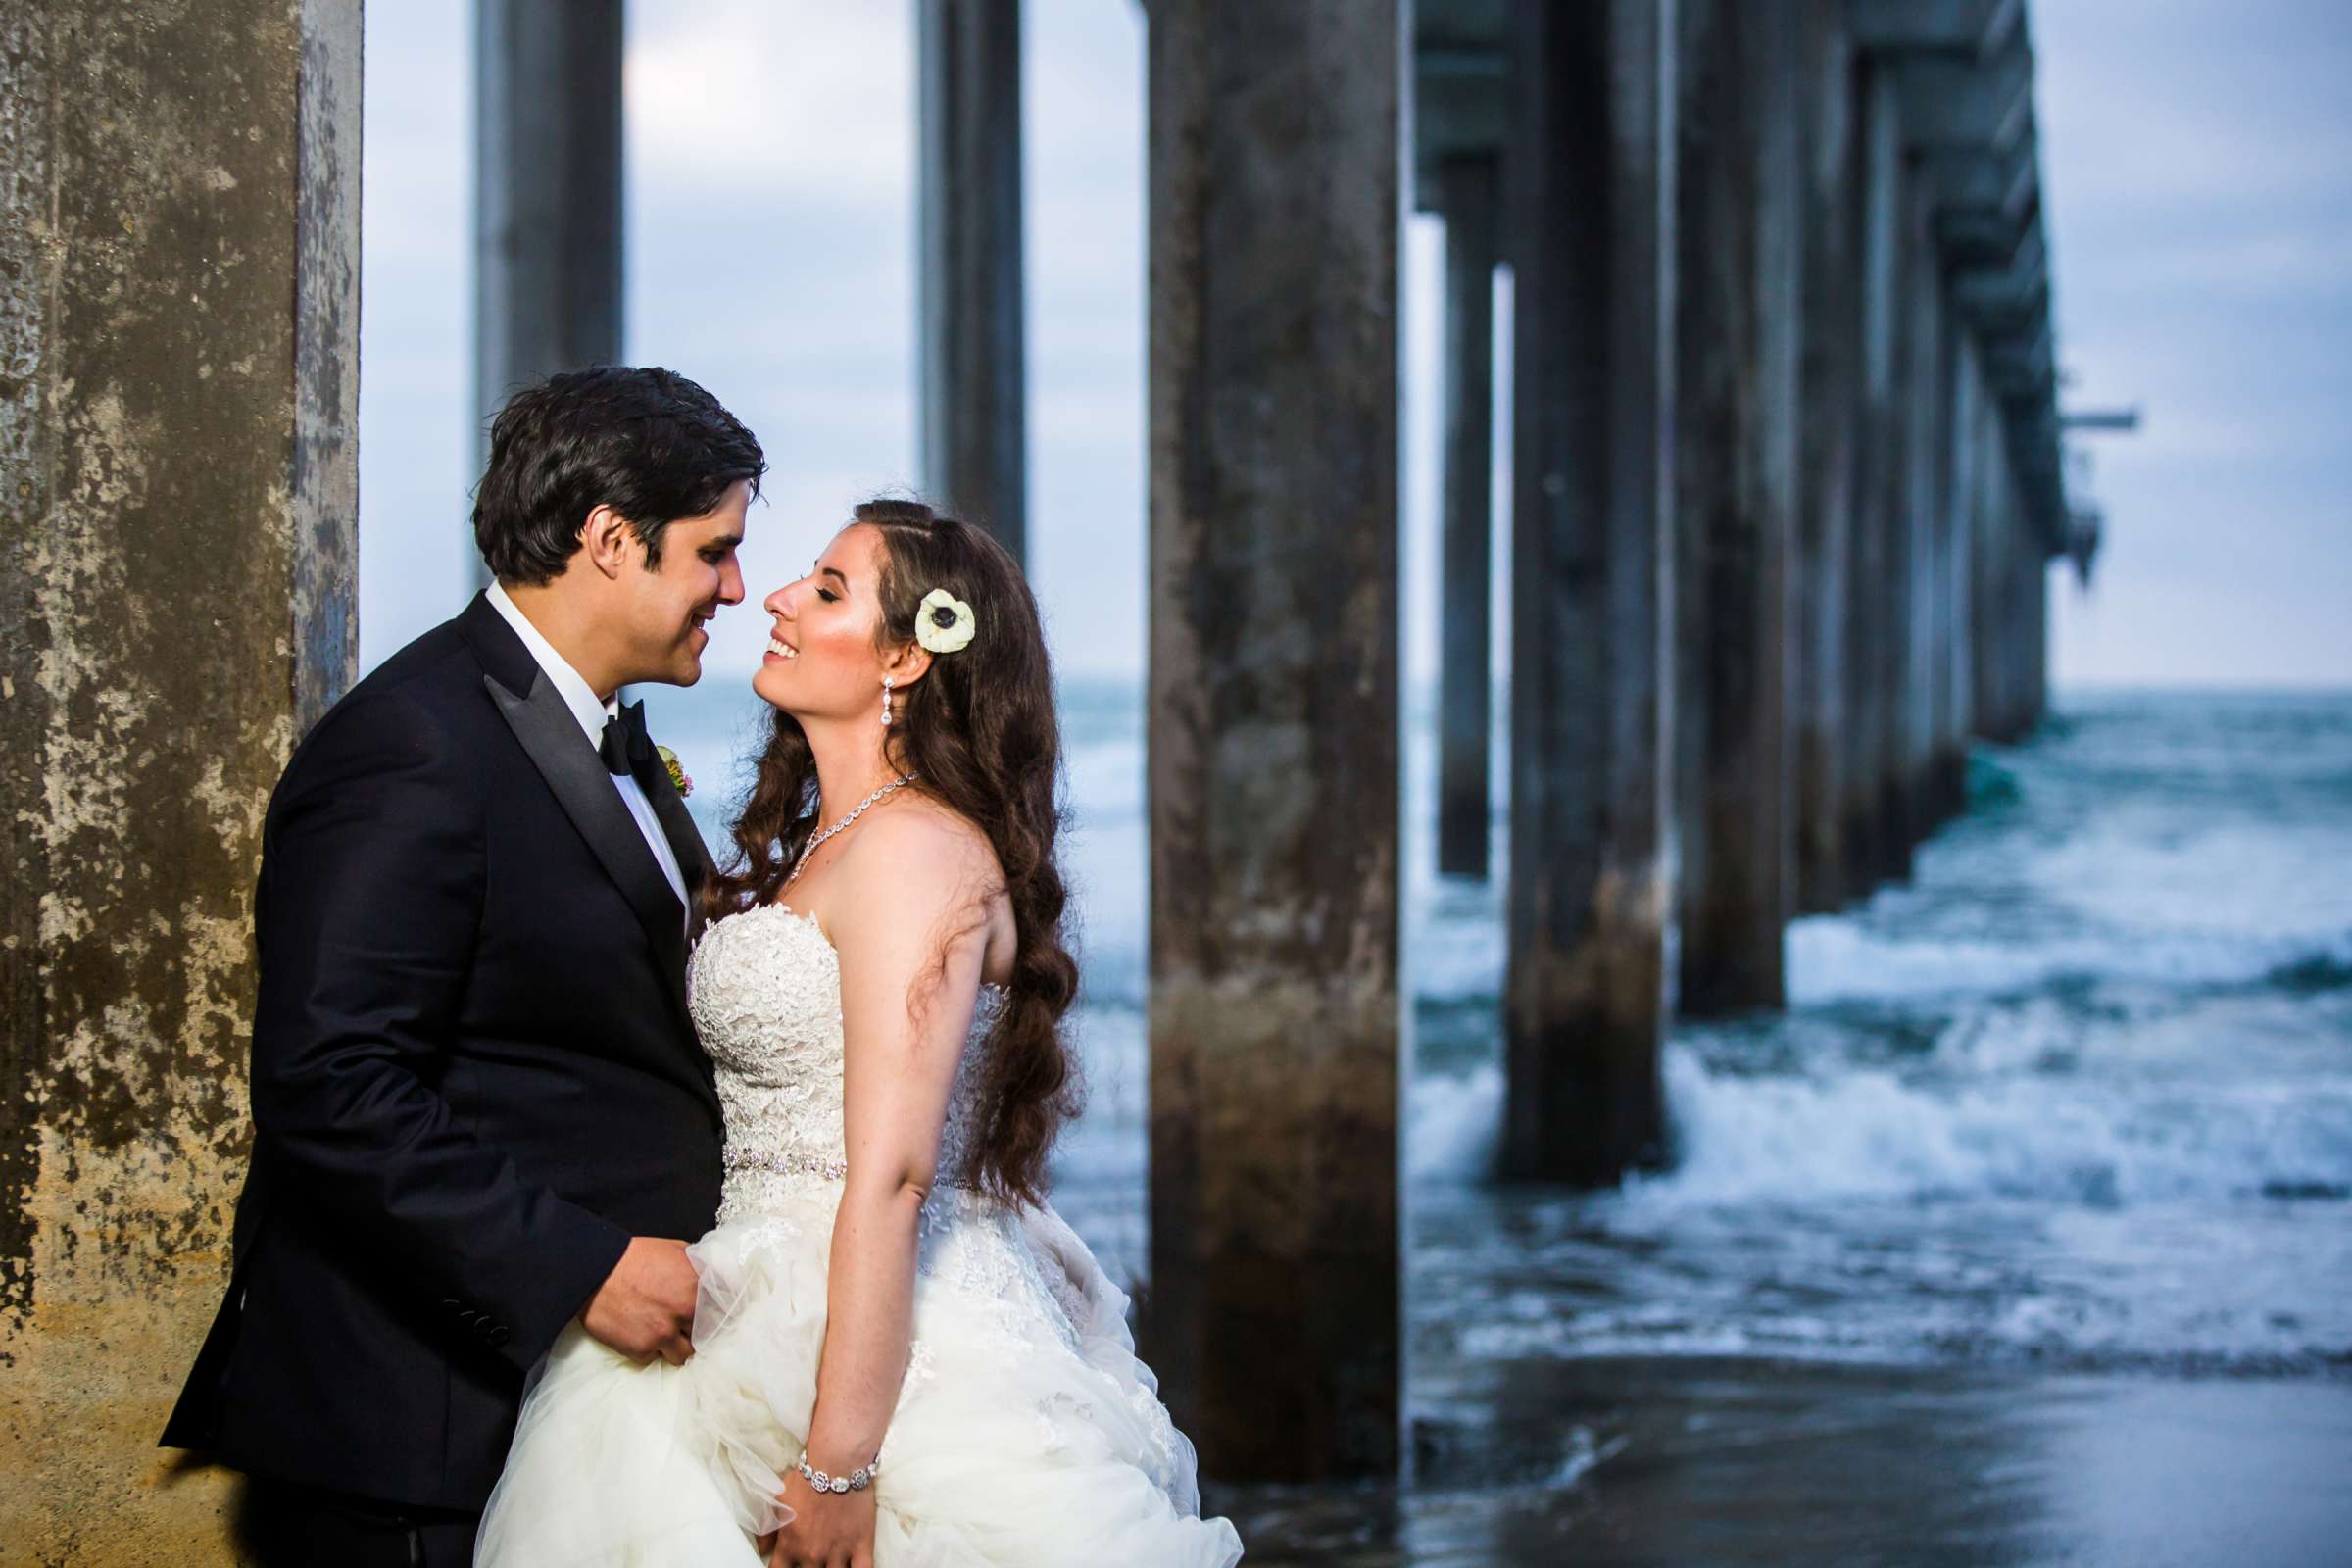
[161,592,724,1511]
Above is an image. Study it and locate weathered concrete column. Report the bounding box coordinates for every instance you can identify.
[918,0,1027,564]
[1899,172,1947,845]
[474,0,621,561]
[1501,0,1675,1182]
[1434,154,1499,880]
[1795,0,1861,913]
[1672,0,1801,1014]
[1847,59,1910,889]
[1144,0,1399,1482]
[2005,478,2045,739]
[1968,385,2016,741]
[2,2,360,1557]
[2023,528,2049,728]
[1937,321,1981,814]
[1980,403,2044,746]
[1985,490,2026,744]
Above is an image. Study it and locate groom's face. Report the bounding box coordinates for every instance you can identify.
[619,478,751,686]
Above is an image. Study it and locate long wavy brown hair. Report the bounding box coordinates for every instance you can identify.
[702,498,1082,1207]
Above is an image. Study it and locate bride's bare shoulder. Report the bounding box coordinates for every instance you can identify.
[842,796,1004,903]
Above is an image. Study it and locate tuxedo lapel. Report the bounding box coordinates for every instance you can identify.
[633,741,713,947]
[483,666,692,1019]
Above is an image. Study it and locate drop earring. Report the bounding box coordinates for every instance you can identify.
[881,675,894,726]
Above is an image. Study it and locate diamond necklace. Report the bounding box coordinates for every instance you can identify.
[784,771,920,887]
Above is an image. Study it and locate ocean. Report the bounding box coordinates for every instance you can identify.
[642,678,2352,1562]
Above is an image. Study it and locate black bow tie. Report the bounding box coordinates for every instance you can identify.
[598,700,653,777]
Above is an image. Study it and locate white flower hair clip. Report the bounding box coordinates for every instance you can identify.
[916,587,976,654]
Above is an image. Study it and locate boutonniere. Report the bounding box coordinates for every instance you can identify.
[657,744,693,798]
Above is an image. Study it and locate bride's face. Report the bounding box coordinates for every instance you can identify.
[753,522,893,718]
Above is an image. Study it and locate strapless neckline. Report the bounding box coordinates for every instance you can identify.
[715,902,1008,996]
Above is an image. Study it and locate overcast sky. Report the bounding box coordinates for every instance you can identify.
[359,0,2352,691]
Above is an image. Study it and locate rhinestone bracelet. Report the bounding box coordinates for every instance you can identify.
[798,1449,879,1494]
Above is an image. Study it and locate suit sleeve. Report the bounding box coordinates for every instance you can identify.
[248,687,630,1372]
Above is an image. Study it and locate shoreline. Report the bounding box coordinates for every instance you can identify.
[1208,1355,2352,1567]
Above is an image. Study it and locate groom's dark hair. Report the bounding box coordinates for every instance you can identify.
[473,366,766,585]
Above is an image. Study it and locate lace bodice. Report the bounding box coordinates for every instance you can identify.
[689,903,1007,1225]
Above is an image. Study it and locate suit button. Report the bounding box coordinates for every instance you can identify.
[486,1324,511,1347]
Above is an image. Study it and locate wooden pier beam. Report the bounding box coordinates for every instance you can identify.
[1672,0,1802,1013]
[3,2,361,1554]
[474,0,622,539]
[1434,155,1501,880]
[918,0,1028,565]
[1144,0,1401,1482]
[1500,0,1676,1182]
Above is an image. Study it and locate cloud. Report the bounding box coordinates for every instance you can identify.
[624,0,913,207]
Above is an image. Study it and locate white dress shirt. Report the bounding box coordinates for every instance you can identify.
[486,583,689,924]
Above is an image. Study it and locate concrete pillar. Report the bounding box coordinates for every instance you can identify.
[1899,173,1947,844]
[918,0,1027,565]
[1967,398,1993,740]
[1434,155,1499,880]
[2024,535,2049,727]
[1144,0,1399,1483]
[1938,322,1980,812]
[1751,0,1804,961]
[474,0,621,558]
[1795,0,1860,913]
[1990,490,2025,743]
[1,2,361,1556]
[1970,396,2037,745]
[1671,0,1801,1014]
[1999,429,2026,739]
[2013,516,2032,738]
[1845,60,1906,890]
[1968,381,2011,741]
[1501,0,1675,1182]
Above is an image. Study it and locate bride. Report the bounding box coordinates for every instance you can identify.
[476,500,1243,1566]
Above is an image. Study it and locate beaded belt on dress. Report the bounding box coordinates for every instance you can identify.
[724,1147,848,1181]
[720,1146,998,1210]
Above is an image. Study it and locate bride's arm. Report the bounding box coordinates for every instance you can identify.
[788,809,1001,1533]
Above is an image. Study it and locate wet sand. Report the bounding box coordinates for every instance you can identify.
[1207,1356,2352,1567]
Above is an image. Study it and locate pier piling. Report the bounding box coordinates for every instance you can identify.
[1142,0,1403,1483]
[918,0,1028,564]
[1498,0,1677,1182]
[1672,0,1804,1016]
[1795,0,1863,914]
[1433,153,1501,881]
[2,1,361,1552]
[1851,62,1917,888]
[473,0,622,511]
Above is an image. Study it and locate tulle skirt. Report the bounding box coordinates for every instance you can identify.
[475,1186,1243,1566]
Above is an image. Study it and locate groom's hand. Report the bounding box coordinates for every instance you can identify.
[581,1237,700,1365]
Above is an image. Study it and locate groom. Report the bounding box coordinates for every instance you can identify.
[162,367,764,1564]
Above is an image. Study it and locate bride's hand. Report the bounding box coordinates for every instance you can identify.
[763,1466,875,1568]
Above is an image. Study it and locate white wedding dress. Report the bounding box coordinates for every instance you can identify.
[476,903,1243,1566]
